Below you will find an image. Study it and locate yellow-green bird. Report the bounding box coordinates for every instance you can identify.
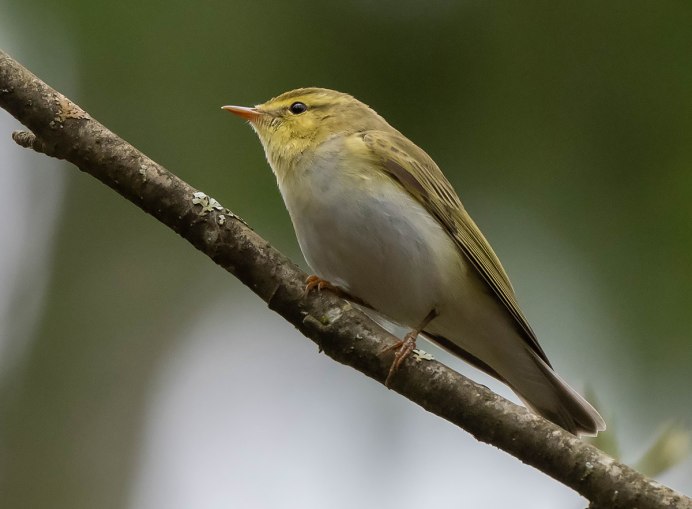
[223,88,605,436]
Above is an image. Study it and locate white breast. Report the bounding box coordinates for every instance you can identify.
[276,137,470,328]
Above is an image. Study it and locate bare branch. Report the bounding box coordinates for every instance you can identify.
[1,49,688,509]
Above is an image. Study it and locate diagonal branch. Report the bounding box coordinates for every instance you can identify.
[0,49,688,509]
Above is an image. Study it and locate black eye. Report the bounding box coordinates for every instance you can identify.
[289,101,308,115]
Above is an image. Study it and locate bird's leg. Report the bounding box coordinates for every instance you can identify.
[303,274,370,307]
[304,274,342,296]
[383,308,438,386]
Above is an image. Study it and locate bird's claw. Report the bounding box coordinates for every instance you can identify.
[383,332,418,386]
[304,274,339,297]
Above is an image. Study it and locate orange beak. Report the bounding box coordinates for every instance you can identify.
[221,105,263,122]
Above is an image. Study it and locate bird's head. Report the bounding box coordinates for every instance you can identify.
[223,87,389,177]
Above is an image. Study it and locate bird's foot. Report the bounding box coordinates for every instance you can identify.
[304,275,346,298]
[382,330,418,387]
[303,275,371,308]
[380,308,438,387]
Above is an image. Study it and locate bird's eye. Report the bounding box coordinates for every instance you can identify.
[289,102,308,115]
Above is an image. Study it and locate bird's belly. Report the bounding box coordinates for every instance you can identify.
[281,168,469,328]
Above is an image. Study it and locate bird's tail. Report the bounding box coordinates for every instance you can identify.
[512,349,606,436]
[427,332,605,436]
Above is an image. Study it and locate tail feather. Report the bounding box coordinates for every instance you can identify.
[427,332,605,436]
[514,350,606,436]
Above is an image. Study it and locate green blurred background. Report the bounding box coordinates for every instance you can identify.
[1,1,691,508]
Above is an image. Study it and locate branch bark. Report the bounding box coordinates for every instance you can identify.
[0,49,688,509]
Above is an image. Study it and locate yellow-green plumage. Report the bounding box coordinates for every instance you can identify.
[223,87,605,435]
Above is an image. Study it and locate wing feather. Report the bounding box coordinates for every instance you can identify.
[360,130,550,366]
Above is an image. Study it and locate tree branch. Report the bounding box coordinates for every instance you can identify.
[0,49,688,509]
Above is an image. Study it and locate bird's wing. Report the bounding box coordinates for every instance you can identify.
[359,130,550,365]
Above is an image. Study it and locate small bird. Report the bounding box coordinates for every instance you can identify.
[223,88,605,436]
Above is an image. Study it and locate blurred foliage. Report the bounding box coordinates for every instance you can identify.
[586,388,690,477]
[635,422,690,478]
[590,419,690,479]
[1,1,692,508]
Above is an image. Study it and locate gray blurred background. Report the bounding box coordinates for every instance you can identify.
[1,1,691,508]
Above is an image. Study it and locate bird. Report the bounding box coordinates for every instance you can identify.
[222,87,605,436]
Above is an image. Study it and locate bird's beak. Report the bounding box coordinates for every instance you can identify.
[221,105,263,122]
